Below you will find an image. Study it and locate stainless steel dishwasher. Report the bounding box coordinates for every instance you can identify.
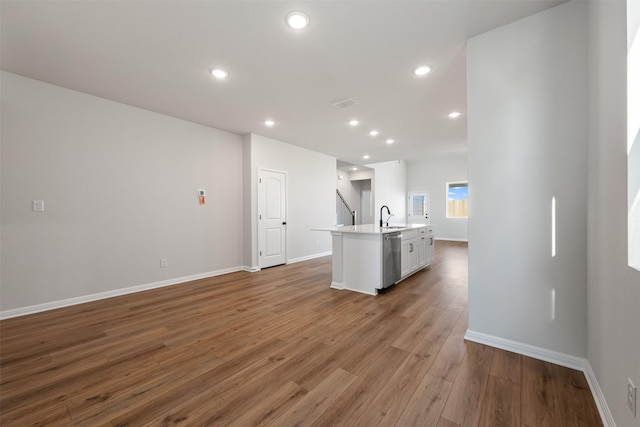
[382,232,402,289]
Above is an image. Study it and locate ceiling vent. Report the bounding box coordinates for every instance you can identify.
[331,98,358,110]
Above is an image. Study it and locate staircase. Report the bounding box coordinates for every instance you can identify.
[336,189,356,226]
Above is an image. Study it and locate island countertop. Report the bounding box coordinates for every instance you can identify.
[312,223,429,234]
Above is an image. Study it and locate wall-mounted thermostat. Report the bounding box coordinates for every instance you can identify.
[198,189,206,205]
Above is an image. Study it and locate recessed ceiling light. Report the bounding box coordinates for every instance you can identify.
[386,139,395,144]
[414,65,432,76]
[351,167,358,171]
[363,154,370,160]
[264,119,275,127]
[448,111,461,118]
[285,11,310,30]
[349,119,359,126]
[369,130,379,137]
[210,68,229,79]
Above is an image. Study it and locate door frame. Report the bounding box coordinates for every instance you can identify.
[407,191,431,225]
[257,167,288,269]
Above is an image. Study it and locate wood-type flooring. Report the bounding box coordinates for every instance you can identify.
[0,241,602,426]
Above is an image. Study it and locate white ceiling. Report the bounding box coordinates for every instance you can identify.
[1,0,564,167]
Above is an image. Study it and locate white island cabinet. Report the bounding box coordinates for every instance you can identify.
[313,224,433,295]
[417,225,435,270]
[401,228,419,277]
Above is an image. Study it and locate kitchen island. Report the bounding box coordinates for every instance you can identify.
[313,224,434,295]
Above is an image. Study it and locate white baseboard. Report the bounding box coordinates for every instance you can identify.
[287,251,332,264]
[584,361,617,427]
[244,251,332,272]
[330,282,344,290]
[435,237,468,242]
[464,330,586,370]
[0,266,244,320]
[342,286,377,296]
[245,252,331,273]
[465,330,613,427]
[329,282,377,296]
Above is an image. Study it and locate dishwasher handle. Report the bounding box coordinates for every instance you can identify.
[384,234,402,240]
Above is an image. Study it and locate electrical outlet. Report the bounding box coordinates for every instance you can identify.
[629,378,637,417]
[160,258,168,268]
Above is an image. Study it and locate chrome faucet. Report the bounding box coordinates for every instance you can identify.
[380,205,391,227]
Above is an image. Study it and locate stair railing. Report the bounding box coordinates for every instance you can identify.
[336,189,356,226]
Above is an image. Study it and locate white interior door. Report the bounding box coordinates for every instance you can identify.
[258,169,287,268]
[407,192,430,224]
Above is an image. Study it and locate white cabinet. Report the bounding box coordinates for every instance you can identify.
[401,226,434,279]
[418,229,428,268]
[400,240,410,277]
[408,238,419,272]
[401,229,419,278]
[426,226,435,266]
[330,231,383,295]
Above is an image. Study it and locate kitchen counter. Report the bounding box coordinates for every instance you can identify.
[312,223,426,234]
[313,223,434,295]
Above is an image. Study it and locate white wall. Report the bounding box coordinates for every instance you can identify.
[407,154,468,240]
[242,134,254,269]
[336,169,374,225]
[354,179,372,225]
[244,134,334,269]
[1,71,244,314]
[467,1,588,357]
[587,1,640,425]
[336,169,359,221]
[367,160,407,225]
[350,169,375,182]
[630,0,640,272]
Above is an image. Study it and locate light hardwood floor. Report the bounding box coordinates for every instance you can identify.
[0,241,602,426]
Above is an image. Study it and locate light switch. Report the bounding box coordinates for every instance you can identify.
[32,200,45,212]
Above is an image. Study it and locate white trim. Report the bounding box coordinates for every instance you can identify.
[344,287,377,296]
[287,251,332,264]
[329,282,377,296]
[330,282,344,290]
[584,361,616,427]
[0,266,243,320]
[464,330,586,370]
[465,330,613,427]
[242,265,261,272]
[341,286,377,296]
[434,237,468,242]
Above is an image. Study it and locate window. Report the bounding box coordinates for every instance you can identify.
[411,194,426,216]
[446,182,468,218]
